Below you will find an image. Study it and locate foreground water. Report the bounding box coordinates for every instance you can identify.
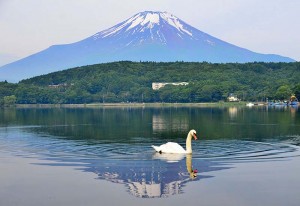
[0,106,300,205]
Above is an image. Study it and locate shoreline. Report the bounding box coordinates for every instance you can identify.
[13,102,247,108]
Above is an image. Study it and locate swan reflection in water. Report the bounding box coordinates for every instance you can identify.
[88,153,229,198]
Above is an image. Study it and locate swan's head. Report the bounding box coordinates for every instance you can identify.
[190,129,197,140]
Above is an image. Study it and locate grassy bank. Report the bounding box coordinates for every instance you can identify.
[14,102,247,108]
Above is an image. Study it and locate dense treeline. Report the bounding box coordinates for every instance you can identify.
[1,61,300,105]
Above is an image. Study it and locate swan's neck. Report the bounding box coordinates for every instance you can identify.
[186,133,193,153]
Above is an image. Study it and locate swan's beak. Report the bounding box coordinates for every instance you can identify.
[193,133,197,140]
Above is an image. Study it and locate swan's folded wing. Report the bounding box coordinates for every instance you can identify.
[164,142,186,153]
[152,142,186,153]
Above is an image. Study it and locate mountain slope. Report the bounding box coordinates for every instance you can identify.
[0,11,295,82]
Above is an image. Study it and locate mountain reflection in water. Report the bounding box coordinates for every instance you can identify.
[82,154,229,198]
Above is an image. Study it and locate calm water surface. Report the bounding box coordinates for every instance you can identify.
[0,106,300,205]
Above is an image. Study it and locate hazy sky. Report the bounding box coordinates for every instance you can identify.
[1,0,299,66]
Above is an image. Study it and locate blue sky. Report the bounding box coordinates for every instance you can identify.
[1,0,299,66]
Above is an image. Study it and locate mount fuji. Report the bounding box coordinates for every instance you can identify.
[0,11,295,82]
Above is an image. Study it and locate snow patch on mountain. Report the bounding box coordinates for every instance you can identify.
[160,12,193,36]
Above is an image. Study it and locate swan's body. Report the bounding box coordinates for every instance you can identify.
[152,130,197,154]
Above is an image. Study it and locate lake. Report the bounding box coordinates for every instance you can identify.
[1,106,300,206]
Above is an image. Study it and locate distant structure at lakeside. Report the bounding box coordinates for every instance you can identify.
[227,93,240,102]
[152,82,189,90]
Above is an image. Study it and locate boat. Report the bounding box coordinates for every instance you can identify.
[268,101,287,106]
[246,102,254,107]
[289,95,299,106]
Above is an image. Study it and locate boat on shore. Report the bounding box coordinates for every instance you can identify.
[246,102,254,107]
[289,95,299,106]
[268,101,288,106]
[268,95,299,106]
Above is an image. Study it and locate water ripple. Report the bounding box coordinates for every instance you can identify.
[0,127,299,163]
[193,140,299,162]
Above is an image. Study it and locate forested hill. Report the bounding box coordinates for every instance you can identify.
[1,61,300,104]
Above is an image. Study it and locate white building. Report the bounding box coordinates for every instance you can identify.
[152,82,189,90]
[227,93,240,102]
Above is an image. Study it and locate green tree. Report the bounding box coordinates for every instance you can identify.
[275,85,292,100]
[3,95,16,106]
[293,84,300,100]
[12,61,300,104]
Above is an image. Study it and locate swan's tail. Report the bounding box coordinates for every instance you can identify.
[151,145,160,152]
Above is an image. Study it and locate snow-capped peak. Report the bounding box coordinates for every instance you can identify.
[126,12,160,30]
[94,11,194,39]
[127,11,193,35]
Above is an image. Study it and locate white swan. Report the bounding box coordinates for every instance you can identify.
[152,130,197,154]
